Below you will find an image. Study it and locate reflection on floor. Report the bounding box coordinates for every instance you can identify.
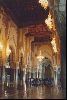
[0,82,64,99]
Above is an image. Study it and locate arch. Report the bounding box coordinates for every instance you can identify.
[39,43,53,66]
[19,47,24,68]
[8,45,16,68]
[41,57,54,79]
[42,57,52,68]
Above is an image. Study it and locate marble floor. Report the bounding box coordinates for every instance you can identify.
[0,83,65,99]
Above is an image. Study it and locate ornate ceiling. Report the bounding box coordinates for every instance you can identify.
[0,0,52,43]
[26,24,52,43]
[0,0,49,27]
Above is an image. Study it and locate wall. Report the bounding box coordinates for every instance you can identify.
[0,7,30,68]
[49,0,66,98]
[0,7,18,67]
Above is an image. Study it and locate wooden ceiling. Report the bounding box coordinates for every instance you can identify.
[0,0,52,43]
[26,24,52,42]
[26,24,51,36]
[0,0,49,27]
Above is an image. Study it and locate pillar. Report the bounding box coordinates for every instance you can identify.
[16,62,19,86]
[2,15,9,84]
[60,35,66,98]
[15,28,20,85]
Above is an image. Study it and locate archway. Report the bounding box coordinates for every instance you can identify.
[18,48,24,81]
[9,46,15,68]
[5,45,16,83]
[41,57,53,80]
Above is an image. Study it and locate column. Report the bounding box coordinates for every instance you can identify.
[15,28,20,85]
[16,62,19,86]
[14,68,16,83]
[54,67,58,86]
[61,35,66,98]
[2,66,5,84]
[2,17,9,84]
[23,68,26,82]
[29,67,31,79]
[37,68,38,79]
[24,35,27,66]
[40,63,42,79]
[53,53,58,86]
[37,61,39,79]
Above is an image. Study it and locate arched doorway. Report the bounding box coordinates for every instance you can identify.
[5,46,16,83]
[41,57,53,80]
[19,53,24,81]
[18,48,24,82]
[38,57,54,86]
[9,46,15,68]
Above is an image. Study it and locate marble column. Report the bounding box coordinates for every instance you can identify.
[55,68,58,86]
[15,28,20,86]
[29,67,31,78]
[2,66,5,84]
[16,62,19,86]
[23,68,26,82]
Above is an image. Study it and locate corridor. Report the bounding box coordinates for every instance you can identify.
[0,0,66,99]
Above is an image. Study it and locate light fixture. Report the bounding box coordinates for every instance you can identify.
[37,50,44,61]
[0,29,3,51]
[39,0,48,10]
[45,13,53,30]
[51,38,58,53]
[0,42,3,50]
[6,47,11,57]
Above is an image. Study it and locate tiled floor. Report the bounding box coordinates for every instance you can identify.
[0,83,65,99]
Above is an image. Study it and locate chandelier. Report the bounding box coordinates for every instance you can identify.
[39,0,48,10]
[6,46,11,57]
[51,38,58,53]
[45,13,53,30]
[37,50,44,61]
[0,29,3,51]
[0,42,3,50]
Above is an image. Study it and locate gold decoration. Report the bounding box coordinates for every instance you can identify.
[45,13,53,30]
[39,0,48,10]
[51,38,58,53]
[6,46,11,57]
[0,42,3,51]
[37,50,44,61]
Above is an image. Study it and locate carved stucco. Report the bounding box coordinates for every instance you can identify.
[8,21,17,54]
[0,7,18,66]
